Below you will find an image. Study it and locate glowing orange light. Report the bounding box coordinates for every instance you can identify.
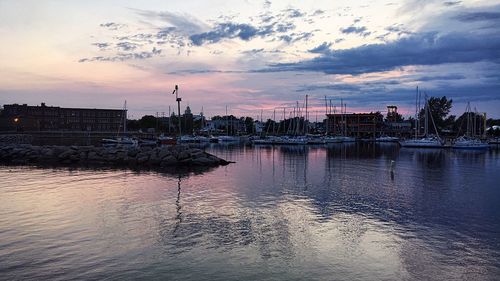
[14,118,19,123]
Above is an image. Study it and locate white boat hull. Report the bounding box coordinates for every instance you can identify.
[399,138,444,148]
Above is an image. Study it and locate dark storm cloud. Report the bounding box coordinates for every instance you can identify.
[265,31,500,75]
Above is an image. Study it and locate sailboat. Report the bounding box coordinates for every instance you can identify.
[452,102,489,149]
[102,101,139,148]
[217,106,240,143]
[399,89,444,148]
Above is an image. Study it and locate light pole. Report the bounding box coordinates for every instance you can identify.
[172,85,182,137]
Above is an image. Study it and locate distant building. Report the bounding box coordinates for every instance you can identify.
[254,121,265,133]
[204,117,245,134]
[383,106,412,137]
[0,103,125,132]
[325,112,384,137]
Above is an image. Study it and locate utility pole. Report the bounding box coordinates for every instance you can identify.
[172,85,182,136]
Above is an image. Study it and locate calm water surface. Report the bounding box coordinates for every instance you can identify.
[1,143,500,280]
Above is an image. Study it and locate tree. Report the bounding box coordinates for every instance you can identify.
[419,96,454,134]
[243,117,254,134]
[138,115,157,129]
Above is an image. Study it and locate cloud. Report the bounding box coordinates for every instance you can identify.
[116,33,154,42]
[242,48,265,55]
[189,23,259,45]
[92,42,110,50]
[79,47,161,62]
[100,22,126,30]
[416,74,466,81]
[312,9,325,16]
[265,31,500,75]
[116,42,140,51]
[454,11,500,22]
[283,8,305,18]
[308,42,332,54]
[340,25,370,37]
[274,22,296,33]
[296,83,362,92]
[444,1,461,7]
[277,32,314,43]
[263,0,271,9]
[131,8,206,35]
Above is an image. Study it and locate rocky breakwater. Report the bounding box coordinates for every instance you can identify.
[0,144,231,168]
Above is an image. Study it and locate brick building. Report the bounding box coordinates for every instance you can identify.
[0,103,125,132]
[325,112,384,138]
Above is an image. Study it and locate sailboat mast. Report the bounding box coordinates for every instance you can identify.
[340,99,344,136]
[283,107,286,134]
[465,102,471,137]
[273,109,276,135]
[333,105,336,135]
[123,100,127,134]
[305,94,308,135]
[324,96,328,135]
[415,86,418,139]
[424,95,428,136]
[344,103,347,136]
[226,105,228,136]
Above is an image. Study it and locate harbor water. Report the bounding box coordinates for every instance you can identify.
[1,143,500,280]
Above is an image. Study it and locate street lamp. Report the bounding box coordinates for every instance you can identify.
[13,117,19,132]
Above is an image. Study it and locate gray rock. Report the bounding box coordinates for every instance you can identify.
[58,150,74,159]
[149,153,161,165]
[160,155,177,167]
[177,151,190,161]
[158,149,171,159]
[192,157,216,165]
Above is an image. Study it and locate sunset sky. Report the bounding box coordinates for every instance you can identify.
[1,0,499,119]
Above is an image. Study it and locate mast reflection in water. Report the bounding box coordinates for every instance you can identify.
[1,143,499,280]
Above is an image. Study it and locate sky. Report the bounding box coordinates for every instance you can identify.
[1,0,500,119]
